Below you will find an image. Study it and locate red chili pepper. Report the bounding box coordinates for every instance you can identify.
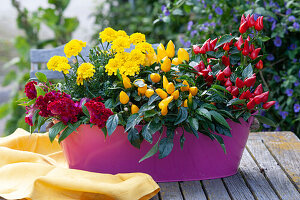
[246,36,251,42]
[224,78,232,87]
[222,56,231,67]
[207,65,212,72]
[247,99,256,110]
[217,71,225,81]
[245,14,250,22]
[242,40,250,56]
[235,35,244,51]
[229,33,234,46]
[226,86,233,93]
[194,61,206,72]
[200,69,209,78]
[245,90,252,99]
[263,101,276,109]
[205,38,212,51]
[193,45,201,54]
[249,44,255,53]
[210,38,218,50]
[239,91,247,100]
[239,21,248,34]
[223,66,231,77]
[253,94,264,104]
[249,48,261,60]
[223,43,230,51]
[244,76,256,87]
[235,77,244,88]
[254,84,263,96]
[261,91,269,103]
[240,14,246,25]
[248,14,256,27]
[255,16,264,31]
[255,60,263,69]
[231,86,239,96]
[205,75,214,84]
[199,42,208,54]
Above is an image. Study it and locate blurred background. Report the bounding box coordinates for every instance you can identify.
[0,0,299,137]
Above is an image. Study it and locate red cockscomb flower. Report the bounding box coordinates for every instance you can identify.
[24,81,37,99]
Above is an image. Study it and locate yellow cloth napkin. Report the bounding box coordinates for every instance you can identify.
[0,128,160,200]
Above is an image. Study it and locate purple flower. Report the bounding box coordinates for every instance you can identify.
[187,21,193,31]
[210,22,216,27]
[161,5,170,16]
[263,124,271,128]
[208,14,212,20]
[273,75,280,82]
[280,111,289,119]
[267,17,276,22]
[274,36,282,47]
[293,22,300,30]
[190,30,197,37]
[293,58,297,63]
[271,21,277,30]
[288,15,296,22]
[299,69,300,78]
[295,80,299,87]
[294,104,300,113]
[161,5,166,12]
[286,8,292,15]
[289,43,297,50]
[275,101,280,110]
[275,126,281,131]
[212,4,216,9]
[215,7,223,15]
[286,89,293,96]
[267,54,275,61]
[254,14,259,20]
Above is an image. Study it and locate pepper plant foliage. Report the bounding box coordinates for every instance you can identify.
[20,17,275,161]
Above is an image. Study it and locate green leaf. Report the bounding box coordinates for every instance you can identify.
[141,120,161,144]
[58,121,81,143]
[128,128,142,149]
[216,124,232,137]
[35,85,46,97]
[215,34,235,49]
[0,103,10,119]
[144,110,157,118]
[210,134,226,153]
[101,127,108,138]
[212,85,231,94]
[196,107,211,120]
[18,99,36,106]
[106,114,119,136]
[260,36,270,42]
[210,111,231,130]
[201,103,217,110]
[188,117,199,131]
[148,94,161,105]
[125,113,142,132]
[255,115,276,127]
[243,112,251,122]
[174,107,188,125]
[104,99,115,109]
[159,137,174,159]
[138,105,155,113]
[35,72,47,82]
[242,63,253,79]
[180,133,185,149]
[82,101,90,118]
[227,98,246,106]
[139,134,161,162]
[37,117,47,132]
[49,122,66,142]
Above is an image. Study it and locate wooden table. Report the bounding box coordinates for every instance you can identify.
[1,131,299,200]
[151,132,300,200]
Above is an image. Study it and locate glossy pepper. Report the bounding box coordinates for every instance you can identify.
[210,38,218,50]
[192,45,201,54]
[217,71,225,81]
[166,40,175,58]
[194,61,205,72]
[178,48,189,62]
[224,79,232,87]
[244,76,256,87]
[222,56,230,67]
[239,21,248,34]
[235,77,244,88]
[223,43,230,51]
[145,89,154,98]
[120,91,129,104]
[150,73,161,83]
[263,101,276,109]
[248,14,256,27]
[254,84,263,96]
[223,66,232,77]
[131,104,139,114]
[249,48,261,60]
[261,91,269,103]
[242,40,250,56]
[231,86,239,96]
[247,99,256,110]
[157,43,167,62]
[255,16,264,31]
[161,56,171,72]
[255,60,263,69]
[235,35,244,51]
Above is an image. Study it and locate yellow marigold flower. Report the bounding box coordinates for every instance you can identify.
[129,49,146,65]
[135,42,155,54]
[130,33,146,45]
[171,90,179,100]
[181,80,190,92]
[76,63,95,85]
[172,57,182,65]
[116,30,128,38]
[47,56,71,74]
[138,84,147,96]
[166,40,175,58]
[64,39,86,58]
[156,88,168,99]
[99,27,117,43]
[157,43,167,62]
[105,57,119,76]
[131,104,139,114]
[120,91,129,104]
[122,75,132,89]
[161,56,171,72]
[145,89,154,98]
[111,36,131,53]
[150,73,161,83]
[166,82,175,94]
[189,87,198,96]
[178,48,189,62]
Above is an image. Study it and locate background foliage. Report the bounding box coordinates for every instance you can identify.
[93,0,300,136]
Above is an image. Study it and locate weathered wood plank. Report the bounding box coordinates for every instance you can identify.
[180,181,207,200]
[30,70,64,80]
[150,193,160,200]
[223,171,255,200]
[250,131,300,191]
[202,179,231,199]
[246,138,300,199]
[239,149,279,199]
[159,182,183,200]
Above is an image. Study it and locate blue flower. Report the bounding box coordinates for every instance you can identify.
[267,17,276,22]
[263,124,271,128]
[280,111,289,119]
[267,54,275,61]
[254,14,259,20]
[286,8,292,15]
[161,5,170,16]
[293,58,297,63]
[274,36,282,47]
[273,75,280,82]
[275,101,280,110]
[294,104,300,113]
[288,15,296,22]
[288,43,297,50]
[294,80,299,87]
[215,7,223,15]
[208,14,212,20]
[271,21,276,31]
[187,21,193,31]
[210,22,216,27]
[285,89,293,96]
[293,22,300,30]
[190,30,197,37]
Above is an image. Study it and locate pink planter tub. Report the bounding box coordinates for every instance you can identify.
[61,117,254,182]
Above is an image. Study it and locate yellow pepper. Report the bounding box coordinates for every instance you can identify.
[122,75,132,89]
[150,73,161,83]
[120,91,129,104]
[145,89,154,98]
[189,86,198,96]
[138,84,147,96]
[144,52,157,66]
[166,40,175,58]
[183,99,188,107]
[161,104,168,116]
[171,90,179,100]
[166,82,175,94]
[181,80,190,92]
[157,43,167,62]
[188,93,193,107]
[172,57,182,65]
[131,104,139,114]
[178,48,189,62]
[161,56,171,72]
[163,75,169,89]
[158,96,173,109]
[155,88,168,99]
